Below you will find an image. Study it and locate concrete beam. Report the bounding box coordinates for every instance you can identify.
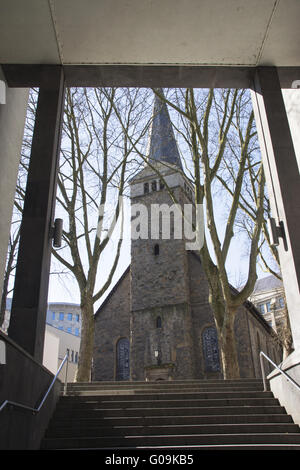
[2,64,300,89]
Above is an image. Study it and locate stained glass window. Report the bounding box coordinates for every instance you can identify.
[202,326,221,372]
[116,338,130,380]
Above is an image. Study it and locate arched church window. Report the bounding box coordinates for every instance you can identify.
[144,182,149,194]
[151,180,157,191]
[154,243,160,255]
[156,316,162,328]
[116,338,130,381]
[202,326,221,372]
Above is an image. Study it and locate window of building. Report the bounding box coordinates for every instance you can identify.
[75,328,79,336]
[59,312,64,321]
[76,314,80,322]
[159,180,165,190]
[67,327,72,334]
[144,182,149,194]
[151,180,157,191]
[279,297,285,308]
[75,352,78,363]
[68,313,73,321]
[266,301,271,312]
[156,316,162,328]
[258,304,265,314]
[154,244,160,256]
[52,312,55,320]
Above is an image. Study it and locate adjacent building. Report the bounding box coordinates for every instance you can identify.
[249,275,286,332]
[1,300,82,381]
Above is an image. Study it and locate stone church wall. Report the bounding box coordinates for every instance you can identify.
[93,268,131,381]
[130,303,196,381]
[93,256,281,382]
[187,251,281,379]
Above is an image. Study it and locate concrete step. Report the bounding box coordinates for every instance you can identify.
[55,405,285,419]
[67,379,263,385]
[57,390,272,403]
[46,413,294,429]
[64,386,265,396]
[45,422,300,438]
[41,379,300,450]
[65,379,264,393]
[41,432,300,449]
[52,405,288,419]
[54,396,280,410]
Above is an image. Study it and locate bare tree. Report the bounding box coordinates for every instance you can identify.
[51,87,153,381]
[146,88,266,379]
[4,87,153,382]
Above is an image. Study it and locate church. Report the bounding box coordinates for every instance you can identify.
[93,91,281,382]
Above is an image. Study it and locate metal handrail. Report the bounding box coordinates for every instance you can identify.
[259,350,300,393]
[0,353,69,414]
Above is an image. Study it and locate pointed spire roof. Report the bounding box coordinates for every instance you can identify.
[147,89,183,170]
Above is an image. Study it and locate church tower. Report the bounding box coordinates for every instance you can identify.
[129,90,196,380]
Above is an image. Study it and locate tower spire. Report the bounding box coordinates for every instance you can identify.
[147,89,183,170]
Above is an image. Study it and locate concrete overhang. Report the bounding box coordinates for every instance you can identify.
[1,1,299,89]
[0,0,299,67]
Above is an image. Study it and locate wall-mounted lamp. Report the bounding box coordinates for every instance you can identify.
[0,340,6,365]
[51,218,63,248]
[267,217,288,251]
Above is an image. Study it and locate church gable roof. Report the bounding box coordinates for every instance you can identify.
[94,265,130,317]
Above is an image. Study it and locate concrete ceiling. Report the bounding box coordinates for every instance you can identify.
[0,0,299,66]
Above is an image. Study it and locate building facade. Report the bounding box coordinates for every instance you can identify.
[249,275,286,332]
[1,299,81,381]
[45,302,82,381]
[93,92,281,382]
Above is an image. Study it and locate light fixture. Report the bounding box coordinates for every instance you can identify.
[51,218,63,248]
[267,217,287,251]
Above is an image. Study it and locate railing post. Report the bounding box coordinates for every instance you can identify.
[260,352,268,391]
[63,354,69,396]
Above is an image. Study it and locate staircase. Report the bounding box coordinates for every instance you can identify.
[41,379,300,450]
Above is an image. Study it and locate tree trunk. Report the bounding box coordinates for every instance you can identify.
[219,310,240,379]
[76,297,95,382]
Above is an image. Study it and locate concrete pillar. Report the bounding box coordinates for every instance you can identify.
[251,67,300,350]
[0,67,29,304]
[8,67,65,362]
[251,67,300,425]
[282,88,300,171]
